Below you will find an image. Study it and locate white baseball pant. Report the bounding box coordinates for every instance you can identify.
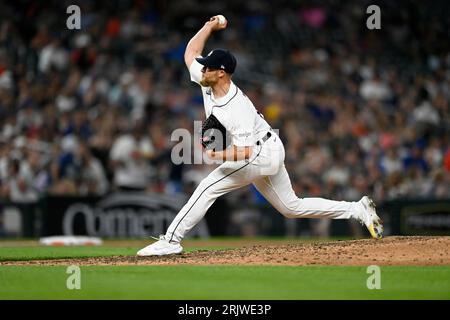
[165,132,358,243]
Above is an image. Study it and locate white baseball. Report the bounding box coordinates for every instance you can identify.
[217,15,227,26]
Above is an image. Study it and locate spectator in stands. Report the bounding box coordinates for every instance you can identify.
[110,122,155,191]
[0,0,447,210]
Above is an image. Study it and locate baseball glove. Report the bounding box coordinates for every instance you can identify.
[201,114,229,151]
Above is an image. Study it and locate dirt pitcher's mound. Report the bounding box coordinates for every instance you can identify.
[2,236,450,266]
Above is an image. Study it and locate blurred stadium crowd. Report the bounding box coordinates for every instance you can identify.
[0,0,449,205]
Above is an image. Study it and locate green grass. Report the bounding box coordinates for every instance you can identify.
[0,247,135,261]
[0,237,339,261]
[0,237,348,261]
[0,246,231,261]
[1,241,449,299]
[1,265,449,299]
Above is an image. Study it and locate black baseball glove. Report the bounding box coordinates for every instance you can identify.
[201,114,230,151]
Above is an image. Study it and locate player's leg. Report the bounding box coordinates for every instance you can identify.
[137,160,256,256]
[252,165,383,237]
[253,164,356,219]
[165,161,253,243]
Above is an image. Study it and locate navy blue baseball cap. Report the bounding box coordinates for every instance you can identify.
[196,49,237,74]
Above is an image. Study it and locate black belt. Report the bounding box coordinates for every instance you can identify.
[256,131,272,146]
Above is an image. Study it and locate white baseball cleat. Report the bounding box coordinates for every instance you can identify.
[354,196,383,239]
[137,235,183,256]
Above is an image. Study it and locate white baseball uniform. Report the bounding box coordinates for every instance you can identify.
[165,58,359,243]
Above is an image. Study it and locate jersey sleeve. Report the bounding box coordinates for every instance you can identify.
[188,57,203,85]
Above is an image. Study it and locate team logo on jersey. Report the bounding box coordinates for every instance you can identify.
[238,132,251,138]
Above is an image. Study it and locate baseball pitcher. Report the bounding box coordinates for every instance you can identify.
[137,16,383,256]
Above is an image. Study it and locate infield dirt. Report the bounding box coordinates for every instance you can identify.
[1,236,449,266]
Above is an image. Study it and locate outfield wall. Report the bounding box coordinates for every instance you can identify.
[1,194,450,238]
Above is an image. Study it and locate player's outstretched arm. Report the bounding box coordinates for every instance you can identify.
[184,15,227,69]
[206,145,252,162]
